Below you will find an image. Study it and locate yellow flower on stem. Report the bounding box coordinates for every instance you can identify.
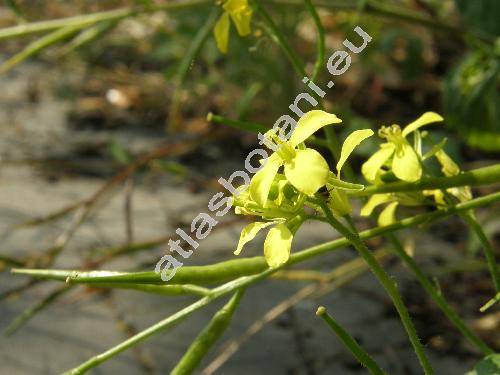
[234,213,304,268]
[328,129,374,216]
[214,0,253,53]
[362,112,443,183]
[249,110,342,207]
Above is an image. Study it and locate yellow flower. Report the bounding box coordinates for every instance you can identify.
[214,0,253,54]
[360,193,398,226]
[360,192,426,226]
[362,112,443,183]
[328,129,374,216]
[434,149,472,203]
[249,110,342,207]
[234,221,293,268]
[232,174,305,268]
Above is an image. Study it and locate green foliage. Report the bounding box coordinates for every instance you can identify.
[466,354,500,375]
[443,49,500,151]
[455,0,500,36]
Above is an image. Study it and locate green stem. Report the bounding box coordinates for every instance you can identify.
[63,269,275,374]
[316,198,434,374]
[4,285,73,336]
[300,0,345,164]
[171,290,244,375]
[0,0,211,40]
[274,0,494,44]
[0,25,82,74]
[303,0,325,82]
[207,112,268,133]
[316,306,386,375]
[480,292,500,313]
[12,191,500,286]
[462,211,500,292]
[88,283,211,296]
[253,0,306,78]
[351,164,500,196]
[386,234,493,355]
[169,10,219,131]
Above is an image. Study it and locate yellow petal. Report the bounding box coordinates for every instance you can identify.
[249,153,282,207]
[214,13,230,54]
[424,189,446,206]
[223,0,253,36]
[402,112,443,138]
[284,148,329,196]
[234,221,274,255]
[377,201,398,226]
[264,223,292,268]
[361,143,395,182]
[392,143,421,182]
[289,110,342,148]
[336,129,374,175]
[273,178,289,206]
[360,194,393,217]
[434,149,460,177]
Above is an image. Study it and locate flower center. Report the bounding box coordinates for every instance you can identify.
[264,130,296,162]
[379,125,405,148]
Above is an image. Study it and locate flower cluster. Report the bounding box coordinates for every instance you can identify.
[360,112,472,226]
[232,110,373,267]
[230,110,471,268]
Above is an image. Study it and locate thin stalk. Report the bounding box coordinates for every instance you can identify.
[303,0,325,82]
[386,235,493,354]
[203,250,389,374]
[274,0,494,44]
[316,306,386,375]
[171,290,244,375]
[253,0,306,77]
[462,211,500,293]
[63,269,276,374]
[0,25,82,74]
[88,283,211,296]
[4,285,73,336]
[350,164,500,196]
[480,292,500,313]
[169,10,219,131]
[316,198,434,374]
[57,20,117,56]
[12,191,500,286]
[300,0,345,166]
[207,112,268,133]
[0,0,211,40]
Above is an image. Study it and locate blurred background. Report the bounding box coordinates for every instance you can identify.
[0,0,498,374]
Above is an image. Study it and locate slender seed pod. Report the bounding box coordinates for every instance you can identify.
[316,306,386,375]
[171,290,245,375]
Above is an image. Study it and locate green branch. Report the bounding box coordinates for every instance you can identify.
[351,164,500,196]
[0,0,211,40]
[171,290,244,374]
[63,269,275,374]
[316,198,434,374]
[12,191,500,286]
[316,306,386,375]
[253,0,306,77]
[387,235,493,355]
[462,211,500,292]
[303,0,325,82]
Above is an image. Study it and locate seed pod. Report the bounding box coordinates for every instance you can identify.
[171,290,244,375]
